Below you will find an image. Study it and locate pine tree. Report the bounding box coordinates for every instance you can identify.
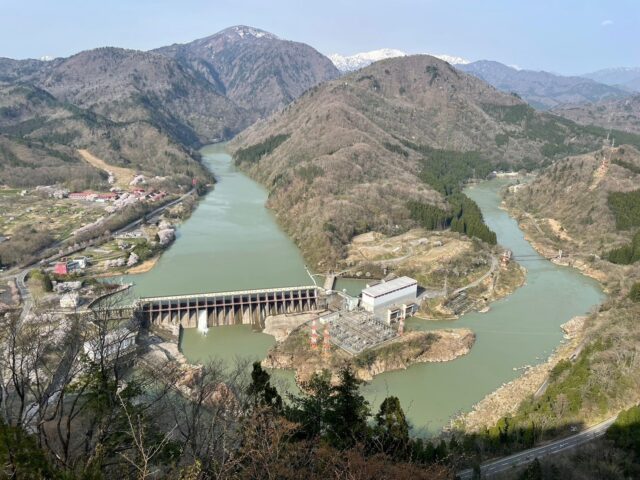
[374,396,409,456]
[247,362,282,411]
[326,366,370,449]
[287,370,333,439]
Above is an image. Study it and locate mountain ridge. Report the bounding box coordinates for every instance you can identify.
[552,95,640,135]
[458,60,629,110]
[153,25,340,117]
[582,67,640,92]
[328,48,469,73]
[0,26,340,189]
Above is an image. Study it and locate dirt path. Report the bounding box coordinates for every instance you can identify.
[547,218,573,242]
[77,149,136,189]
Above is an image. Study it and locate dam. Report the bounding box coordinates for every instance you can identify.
[138,285,322,329]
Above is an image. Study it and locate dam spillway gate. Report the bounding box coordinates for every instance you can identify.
[138,285,322,329]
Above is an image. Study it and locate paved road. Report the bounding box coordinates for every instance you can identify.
[16,268,33,321]
[113,189,195,236]
[457,416,617,479]
[452,255,499,296]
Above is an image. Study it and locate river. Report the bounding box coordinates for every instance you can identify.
[122,143,604,434]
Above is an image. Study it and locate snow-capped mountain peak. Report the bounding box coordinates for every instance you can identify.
[329,49,407,73]
[220,25,279,41]
[432,54,470,66]
[328,49,470,73]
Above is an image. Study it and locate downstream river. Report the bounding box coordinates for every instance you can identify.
[123,144,604,434]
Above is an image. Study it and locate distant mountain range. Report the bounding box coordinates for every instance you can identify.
[328,48,469,73]
[582,67,640,92]
[328,51,636,112]
[553,95,640,135]
[457,60,629,110]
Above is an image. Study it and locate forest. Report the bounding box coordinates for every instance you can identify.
[608,189,640,230]
[398,140,498,244]
[234,134,290,166]
[607,231,640,265]
[407,194,497,245]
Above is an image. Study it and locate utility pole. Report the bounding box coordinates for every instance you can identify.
[322,324,331,358]
[310,318,319,350]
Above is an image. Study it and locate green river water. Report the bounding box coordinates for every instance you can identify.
[121,143,604,434]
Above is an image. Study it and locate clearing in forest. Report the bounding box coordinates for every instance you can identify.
[77,149,137,190]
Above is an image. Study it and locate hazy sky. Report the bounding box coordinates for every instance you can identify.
[2,0,638,74]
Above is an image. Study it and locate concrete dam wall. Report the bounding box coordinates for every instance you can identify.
[138,285,322,329]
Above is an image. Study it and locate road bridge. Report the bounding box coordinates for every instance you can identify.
[137,285,322,329]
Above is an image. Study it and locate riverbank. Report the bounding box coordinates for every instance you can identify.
[504,203,611,286]
[449,181,612,433]
[453,315,588,432]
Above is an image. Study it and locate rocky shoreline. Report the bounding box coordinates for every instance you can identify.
[262,320,475,386]
[354,329,476,381]
[453,315,587,432]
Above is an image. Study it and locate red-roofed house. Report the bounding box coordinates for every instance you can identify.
[54,262,68,275]
[69,191,96,201]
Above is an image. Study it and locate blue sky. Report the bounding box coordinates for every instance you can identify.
[1,0,638,74]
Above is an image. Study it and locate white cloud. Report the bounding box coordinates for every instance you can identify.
[601,19,614,27]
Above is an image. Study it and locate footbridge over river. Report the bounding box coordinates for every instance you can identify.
[137,285,323,329]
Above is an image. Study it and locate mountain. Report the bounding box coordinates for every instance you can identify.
[552,95,640,135]
[329,49,407,72]
[0,82,211,189]
[328,48,469,73]
[582,67,640,92]
[229,55,623,267]
[509,145,640,252]
[0,57,47,82]
[154,25,340,117]
[458,60,629,110]
[31,47,250,145]
[0,26,341,190]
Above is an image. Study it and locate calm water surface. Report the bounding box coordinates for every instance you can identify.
[124,145,604,433]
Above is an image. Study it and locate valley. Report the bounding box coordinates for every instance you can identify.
[2,16,640,479]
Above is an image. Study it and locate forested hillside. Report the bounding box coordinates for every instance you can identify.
[501,145,640,451]
[0,26,340,191]
[553,95,640,135]
[230,55,625,267]
[0,83,211,189]
[507,145,640,260]
[154,26,340,118]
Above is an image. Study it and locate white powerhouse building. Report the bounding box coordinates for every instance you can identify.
[361,276,418,323]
